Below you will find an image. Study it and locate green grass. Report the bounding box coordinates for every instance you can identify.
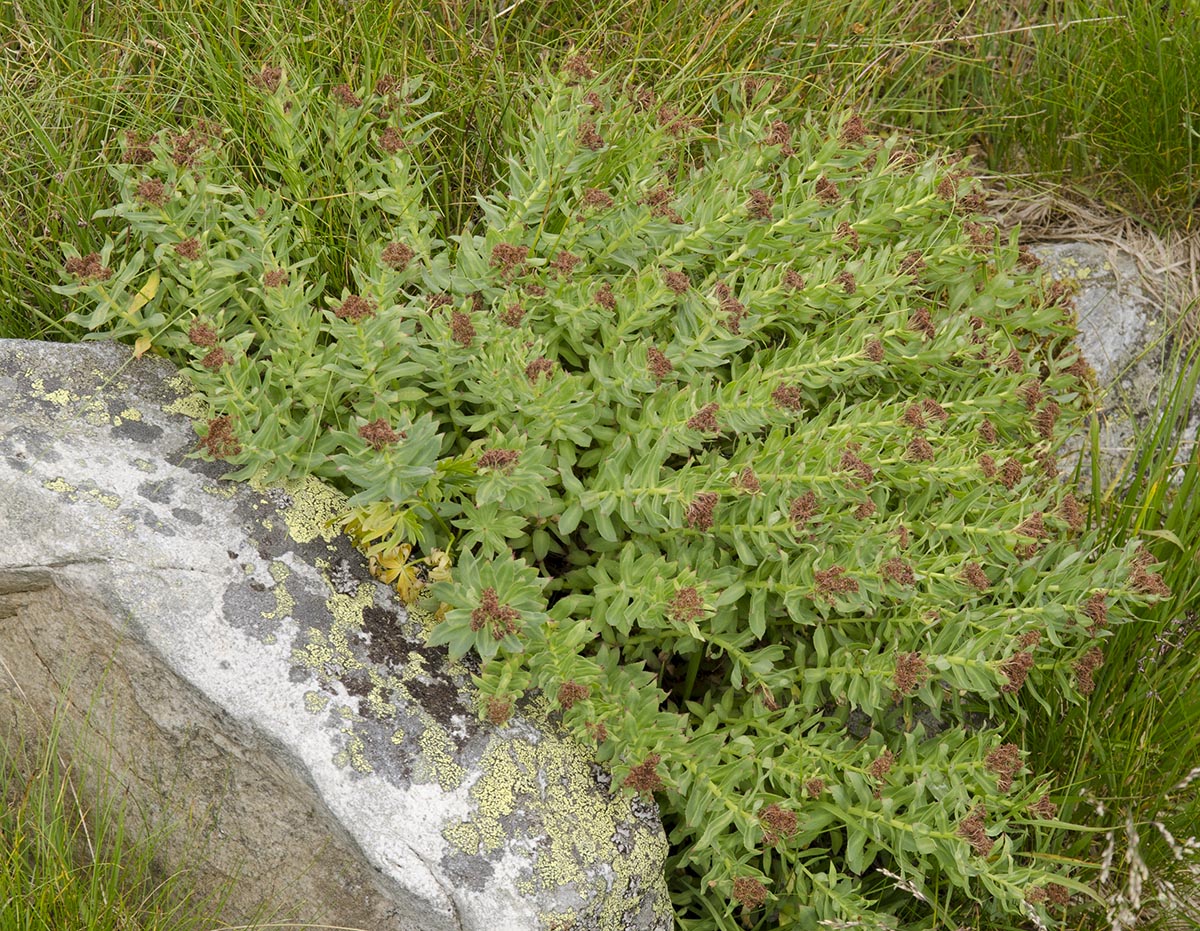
[3,1,1200,928]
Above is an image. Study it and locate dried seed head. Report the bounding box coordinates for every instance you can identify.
[647,346,673,382]
[477,448,520,472]
[1000,348,1023,373]
[656,104,699,137]
[1046,883,1070,906]
[1014,512,1047,538]
[963,562,990,592]
[840,448,874,485]
[550,250,582,278]
[1030,794,1058,820]
[907,436,935,461]
[331,83,362,107]
[836,221,860,251]
[65,252,113,282]
[764,119,794,156]
[428,293,453,309]
[869,748,895,781]
[336,294,376,322]
[1018,630,1042,649]
[984,743,1022,792]
[732,877,768,910]
[490,243,529,278]
[1001,651,1034,693]
[978,454,997,478]
[735,467,761,494]
[250,65,282,92]
[594,283,616,310]
[485,696,512,725]
[525,357,555,382]
[921,398,948,422]
[714,281,747,332]
[662,268,690,294]
[263,269,289,288]
[557,680,589,710]
[685,492,718,530]
[174,237,201,261]
[747,188,774,219]
[854,499,876,520]
[815,566,858,600]
[815,175,840,203]
[200,347,231,369]
[470,587,521,637]
[584,90,604,111]
[893,652,928,691]
[865,339,884,362]
[789,491,818,528]
[840,114,867,144]
[772,384,803,411]
[1026,886,1048,904]
[629,83,656,111]
[381,241,414,271]
[563,52,595,80]
[623,753,664,794]
[686,402,720,432]
[899,250,925,277]
[374,74,400,96]
[358,418,403,450]
[136,179,169,206]
[1073,647,1104,695]
[884,558,915,587]
[1017,245,1041,269]
[903,404,927,430]
[909,307,935,339]
[378,127,406,154]
[168,128,208,167]
[957,805,993,857]
[578,119,605,150]
[784,268,806,290]
[979,418,997,444]
[805,778,825,797]
[1084,591,1108,635]
[586,720,608,742]
[1000,457,1023,490]
[198,415,241,459]
[1021,380,1044,411]
[581,187,614,209]
[1130,565,1171,597]
[836,270,857,294]
[188,321,218,348]
[895,524,910,549]
[668,586,705,624]
[120,130,155,165]
[759,804,798,844]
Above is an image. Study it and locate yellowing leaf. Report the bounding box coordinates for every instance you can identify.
[127,270,160,319]
[133,335,153,358]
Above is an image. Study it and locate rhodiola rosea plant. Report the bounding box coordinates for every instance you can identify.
[53,57,1171,930]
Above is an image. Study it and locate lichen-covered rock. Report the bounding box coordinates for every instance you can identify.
[0,338,671,931]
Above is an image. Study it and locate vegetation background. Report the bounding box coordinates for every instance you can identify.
[1,1,1198,929]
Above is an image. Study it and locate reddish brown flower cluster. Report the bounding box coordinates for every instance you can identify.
[903,404,927,430]
[899,250,925,277]
[685,493,718,530]
[963,562,990,592]
[550,251,581,278]
[985,743,1022,792]
[381,242,414,271]
[1021,380,1044,411]
[1014,512,1047,538]
[642,185,683,223]
[1016,245,1041,269]
[478,448,520,472]
[1084,591,1108,635]
[376,126,406,154]
[584,91,604,111]
[869,748,895,782]
[448,310,474,346]
[759,804,797,844]
[581,187,614,209]
[917,398,946,423]
[594,283,616,310]
[374,74,400,96]
[488,302,520,328]
[665,588,705,627]
[331,83,362,107]
[865,338,884,362]
[979,418,997,444]
[656,105,700,137]
[895,524,910,549]
[1030,794,1058,820]
[428,293,453,309]
[836,221,860,251]
[854,499,876,520]
[805,778,825,797]
[623,753,664,793]
[731,877,768,910]
[628,83,656,111]
[65,252,113,282]
[198,415,240,458]
[647,346,673,382]
[815,175,840,203]
[957,805,993,856]
[720,469,756,498]
[1058,493,1084,534]
[470,587,521,638]
[358,418,403,450]
[1018,630,1042,650]
[996,349,1022,374]
[1046,883,1070,906]
[999,457,1023,490]
[841,114,867,144]
[485,696,512,725]
[747,188,774,220]
[789,491,817,528]
[714,281,747,332]
[120,130,156,165]
[168,127,211,168]
[200,347,231,369]
[174,237,201,261]
[907,436,934,461]
[1073,647,1104,695]
[336,295,376,322]
[888,147,920,169]
[1130,559,1170,597]
[815,566,858,600]
[686,402,720,432]
[840,448,874,485]
[578,119,605,150]
[557,680,589,710]
[835,270,857,294]
[909,307,935,340]
[783,268,806,290]
[662,268,690,294]
[263,268,289,288]
[893,652,927,693]
[764,119,794,156]
[563,52,595,80]
[490,243,529,279]
[188,321,218,347]
[250,65,282,93]
[136,179,169,206]
[526,357,555,382]
[883,558,914,586]
[772,384,803,411]
[1001,650,1034,693]
[586,720,608,742]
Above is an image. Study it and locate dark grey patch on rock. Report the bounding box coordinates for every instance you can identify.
[0,425,63,464]
[327,558,359,595]
[440,850,493,894]
[171,507,202,525]
[288,666,309,684]
[137,479,176,504]
[6,456,30,474]
[111,418,164,445]
[131,507,175,536]
[220,578,280,640]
